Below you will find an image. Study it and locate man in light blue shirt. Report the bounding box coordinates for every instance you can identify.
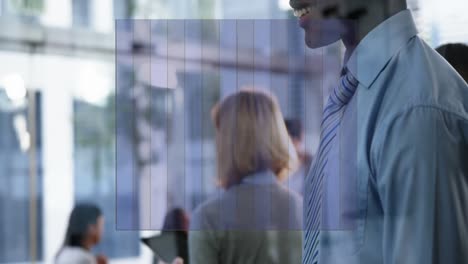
[290,0,468,263]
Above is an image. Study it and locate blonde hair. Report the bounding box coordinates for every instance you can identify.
[212,90,298,188]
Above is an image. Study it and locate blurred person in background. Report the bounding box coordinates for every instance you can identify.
[153,208,189,264]
[290,0,468,263]
[55,203,107,264]
[284,118,313,196]
[436,43,468,82]
[161,208,190,231]
[189,90,303,264]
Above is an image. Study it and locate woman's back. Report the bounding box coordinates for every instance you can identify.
[189,171,303,264]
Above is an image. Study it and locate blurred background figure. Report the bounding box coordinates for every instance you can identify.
[153,208,189,264]
[55,203,107,264]
[161,208,190,231]
[436,43,468,82]
[284,118,313,196]
[189,90,303,264]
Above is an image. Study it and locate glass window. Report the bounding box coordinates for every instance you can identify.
[9,0,44,12]
[116,20,315,228]
[0,89,43,263]
[3,0,44,23]
[114,0,132,19]
[73,96,140,258]
[197,0,216,19]
[185,72,219,141]
[72,0,92,28]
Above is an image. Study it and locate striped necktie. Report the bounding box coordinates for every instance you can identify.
[303,70,359,264]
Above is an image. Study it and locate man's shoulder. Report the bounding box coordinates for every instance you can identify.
[401,37,466,97]
[375,37,468,119]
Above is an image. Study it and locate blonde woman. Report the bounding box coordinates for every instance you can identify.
[189,90,303,264]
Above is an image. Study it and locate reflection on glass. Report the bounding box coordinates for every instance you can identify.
[116,19,323,231]
[0,89,43,262]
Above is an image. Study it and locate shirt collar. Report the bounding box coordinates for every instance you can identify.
[345,9,418,88]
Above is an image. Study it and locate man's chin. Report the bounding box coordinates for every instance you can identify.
[302,19,344,48]
[305,34,341,48]
[305,38,330,49]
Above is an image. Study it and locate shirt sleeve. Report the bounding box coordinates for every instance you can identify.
[372,106,468,264]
